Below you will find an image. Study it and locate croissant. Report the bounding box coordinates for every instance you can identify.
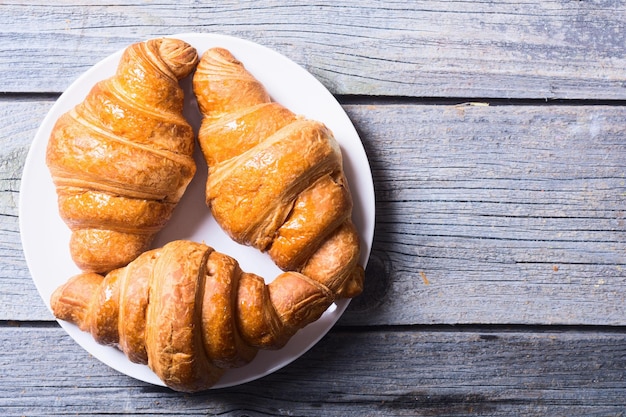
[50,239,335,392]
[45,38,198,273]
[192,47,364,299]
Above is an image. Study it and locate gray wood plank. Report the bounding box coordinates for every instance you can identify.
[1,326,625,416]
[2,1,626,99]
[0,98,55,321]
[3,99,625,325]
[342,103,626,326]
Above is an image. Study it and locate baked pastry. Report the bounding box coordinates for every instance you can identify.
[46,38,198,273]
[192,47,364,298]
[50,239,335,392]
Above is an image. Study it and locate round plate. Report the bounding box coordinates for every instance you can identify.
[19,33,375,389]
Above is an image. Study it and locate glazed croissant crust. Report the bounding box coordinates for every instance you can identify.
[50,240,335,392]
[46,38,198,273]
[192,48,364,299]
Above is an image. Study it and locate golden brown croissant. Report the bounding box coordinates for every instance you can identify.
[192,47,364,299]
[46,38,198,273]
[50,239,334,392]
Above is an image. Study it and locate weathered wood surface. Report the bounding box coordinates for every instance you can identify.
[1,0,626,99]
[343,103,626,326]
[3,99,625,325]
[2,1,626,415]
[2,326,626,416]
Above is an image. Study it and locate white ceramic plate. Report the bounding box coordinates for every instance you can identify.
[19,33,375,389]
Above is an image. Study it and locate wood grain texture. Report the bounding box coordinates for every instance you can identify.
[0,98,55,321]
[1,326,625,416]
[2,99,625,325]
[341,103,626,326]
[2,1,626,99]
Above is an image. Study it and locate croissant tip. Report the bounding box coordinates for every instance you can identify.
[203,47,241,65]
[156,38,199,79]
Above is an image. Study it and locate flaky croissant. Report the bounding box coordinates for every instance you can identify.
[50,239,335,392]
[46,38,198,273]
[192,47,364,299]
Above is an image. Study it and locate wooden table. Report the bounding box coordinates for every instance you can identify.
[2,2,625,415]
